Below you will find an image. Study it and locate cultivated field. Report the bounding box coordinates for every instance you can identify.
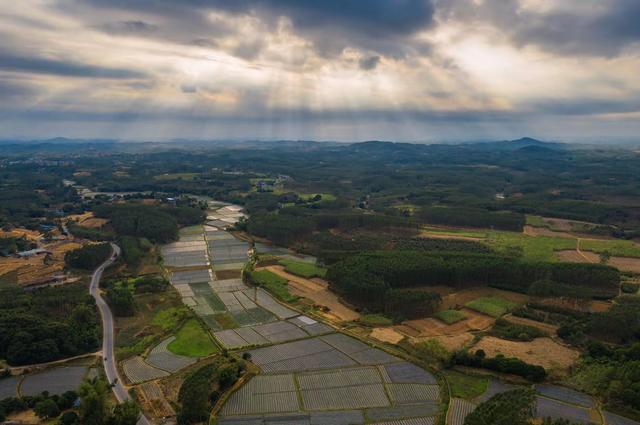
[472,336,580,373]
[19,366,88,396]
[264,265,360,322]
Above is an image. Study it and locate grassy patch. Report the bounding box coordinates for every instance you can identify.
[279,259,327,278]
[465,297,517,317]
[358,313,394,327]
[435,309,466,325]
[152,306,191,331]
[246,269,297,303]
[444,370,489,400]
[212,312,238,329]
[485,231,576,262]
[153,172,199,181]
[168,319,217,357]
[421,226,488,239]
[525,215,548,228]
[580,239,640,258]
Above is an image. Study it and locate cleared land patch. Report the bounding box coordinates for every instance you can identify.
[472,336,579,372]
[264,265,360,321]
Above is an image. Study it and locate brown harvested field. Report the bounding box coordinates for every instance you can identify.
[399,308,494,337]
[138,381,175,418]
[538,297,612,313]
[68,212,108,228]
[429,333,475,351]
[263,265,360,322]
[215,269,242,280]
[558,249,640,273]
[370,327,404,344]
[503,314,558,334]
[524,225,576,239]
[0,241,82,286]
[0,228,42,241]
[472,336,580,372]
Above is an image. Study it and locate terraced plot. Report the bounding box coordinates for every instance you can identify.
[448,398,477,425]
[146,336,197,373]
[213,317,326,349]
[0,376,18,399]
[122,356,169,384]
[535,396,596,424]
[604,411,640,425]
[20,366,88,396]
[170,269,212,285]
[536,384,595,408]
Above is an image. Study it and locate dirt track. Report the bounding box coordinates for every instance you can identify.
[262,265,360,321]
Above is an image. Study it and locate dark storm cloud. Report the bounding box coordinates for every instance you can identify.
[79,0,436,56]
[0,52,146,79]
[99,20,158,35]
[438,0,640,56]
[359,55,381,70]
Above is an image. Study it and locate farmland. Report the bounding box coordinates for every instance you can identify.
[465,297,518,318]
[167,319,217,357]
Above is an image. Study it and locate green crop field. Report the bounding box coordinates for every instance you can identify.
[168,319,217,357]
[358,313,394,327]
[247,269,296,302]
[279,259,327,278]
[465,297,517,318]
[153,172,199,181]
[580,239,640,258]
[444,370,489,400]
[435,309,466,325]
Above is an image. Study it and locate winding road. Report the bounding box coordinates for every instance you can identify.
[90,242,150,424]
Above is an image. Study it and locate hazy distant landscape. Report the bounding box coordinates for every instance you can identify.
[2,0,640,424]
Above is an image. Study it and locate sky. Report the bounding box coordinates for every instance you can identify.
[1,0,640,143]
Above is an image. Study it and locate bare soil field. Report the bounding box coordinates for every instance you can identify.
[558,249,640,273]
[472,336,580,373]
[537,297,612,313]
[369,327,404,344]
[524,225,576,239]
[429,333,475,352]
[263,265,360,322]
[399,308,494,337]
[216,269,242,280]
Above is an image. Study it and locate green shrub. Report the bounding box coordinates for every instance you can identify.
[358,314,393,327]
[279,259,327,278]
[490,318,547,341]
[245,270,297,303]
[464,388,536,425]
[465,297,516,318]
[435,309,466,324]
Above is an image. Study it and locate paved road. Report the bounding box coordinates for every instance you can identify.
[90,243,151,425]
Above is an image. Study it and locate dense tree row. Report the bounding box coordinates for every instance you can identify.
[177,356,245,424]
[93,203,204,243]
[464,388,536,425]
[419,206,525,231]
[118,236,152,266]
[64,242,111,270]
[0,236,35,256]
[384,290,441,321]
[327,251,620,311]
[0,285,99,365]
[453,350,547,382]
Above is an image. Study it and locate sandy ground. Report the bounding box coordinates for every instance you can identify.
[472,336,580,372]
[558,249,640,273]
[263,265,360,322]
[369,327,404,344]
